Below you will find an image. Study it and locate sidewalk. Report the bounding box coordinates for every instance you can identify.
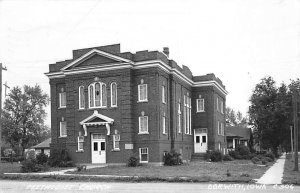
[255,153,286,184]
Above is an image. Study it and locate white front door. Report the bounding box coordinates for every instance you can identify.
[194,129,208,153]
[91,134,106,163]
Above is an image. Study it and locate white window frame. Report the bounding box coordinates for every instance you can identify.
[139,147,148,163]
[196,98,205,112]
[59,92,66,108]
[221,122,224,136]
[217,97,219,112]
[184,96,187,134]
[178,102,181,133]
[217,121,221,135]
[113,134,120,150]
[138,84,148,102]
[162,85,166,104]
[188,97,191,135]
[77,136,84,151]
[88,82,107,108]
[111,82,117,107]
[220,100,224,114]
[79,86,85,109]
[59,121,67,137]
[139,115,149,134]
[162,113,166,134]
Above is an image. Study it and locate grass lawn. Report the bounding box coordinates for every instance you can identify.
[283,153,300,185]
[0,162,21,177]
[68,160,271,182]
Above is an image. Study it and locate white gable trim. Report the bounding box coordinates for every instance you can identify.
[61,49,134,71]
[80,110,114,136]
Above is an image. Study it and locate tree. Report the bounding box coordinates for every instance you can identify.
[249,76,294,154]
[225,107,248,126]
[1,85,49,156]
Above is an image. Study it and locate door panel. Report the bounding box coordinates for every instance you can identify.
[194,132,207,153]
[91,134,106,163]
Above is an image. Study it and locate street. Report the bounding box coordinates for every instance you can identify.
[0,180,298,193]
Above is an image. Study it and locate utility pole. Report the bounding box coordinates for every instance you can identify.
[0,63,7,162]
[290,126,294,159]
[292,92,299,171]
[3,82,10,97]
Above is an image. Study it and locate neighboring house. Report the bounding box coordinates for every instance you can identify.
[32,138,51,156]
[45,44,228,165]
[226,126,251,150]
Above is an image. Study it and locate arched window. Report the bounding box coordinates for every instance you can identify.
[111,82,117,107]
[79,86,85,109]
[88,82,107,108]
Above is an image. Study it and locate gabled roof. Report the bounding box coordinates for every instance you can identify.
[80,110,114,125]
[32,138,51,149]
[226,126,251,140]
[61,49,134,71]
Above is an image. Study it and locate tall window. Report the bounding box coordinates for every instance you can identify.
[218,121,221,135]
[196,98,204,112]
[184,95,191,134]
[88,82,107,108]
[178,102,181,133]
[162,85,166,103]
[217,97,219,112]
[138,79,148,102]
[220,100,224,114]
[221,122,224,136]
[111,82,117,107]
[60,120,67,137]
[79,86,85,109]
[59,91,66,108]
[77,136,84,151]
[139,112,148,134]
[139,147,148,163]
[162,112,166,134]
[113,134,120,150]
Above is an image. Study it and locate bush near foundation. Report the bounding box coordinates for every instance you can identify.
[164,150,183,166]
[48,149,74,167]
[206,150,223,162]
[127,156,139,167]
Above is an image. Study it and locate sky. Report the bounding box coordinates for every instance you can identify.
[0,0,299,127]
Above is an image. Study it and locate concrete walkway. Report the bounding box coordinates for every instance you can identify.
[255,153,286,184]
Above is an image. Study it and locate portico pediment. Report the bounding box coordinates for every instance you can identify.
[80,110,114,136]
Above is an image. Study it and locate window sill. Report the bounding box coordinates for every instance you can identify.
[58,136,67,138]
[196,111,205,113]
[140,161,148,163]
[76,150,84,153]
[138,132,149,135]
[78,108,86,111]
[111,149,120,152]
[137,100,148,103]
[88,106,108,109]
[58,107,66,109]
[162,133,168,135]
[111,106,118,108]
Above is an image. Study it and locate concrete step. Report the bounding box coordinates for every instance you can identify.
[191,153,206,161]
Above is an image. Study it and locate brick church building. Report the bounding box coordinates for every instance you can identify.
[46,44,227,165]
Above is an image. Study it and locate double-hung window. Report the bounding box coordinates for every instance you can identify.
[138,84,147,102]
[178,102,181,133]
[111,82,117,107]
[88,82,107,108]
[60,121,67,137]
[196,98,204,112]
[217,121,221,135]
[79,86,85,109]
[162,113,166,134]
[113,134,120,150]
[162,85,166,103]
[59,92,66,108]
[77,136,84,151]
[139,113,148,134]
[220,100,224,114]
[139,147,148,163]
[184,95,192,134]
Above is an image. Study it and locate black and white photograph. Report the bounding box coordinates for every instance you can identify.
[0,0,299,192]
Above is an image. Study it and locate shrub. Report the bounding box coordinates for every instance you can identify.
[235,145,250,156]
[127,156,139,167]
[206,150,222,162]
[21,159,39,173]
[48,149,74,167]
[228,150,239,159]
[223,154,234,161]
[251,156,261,164]
[25,149,36,160]
[264,157,273,162]
[265,152,275,161]
[36,153,48,164]
[248,153,257,159]
[164,150,183,166]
